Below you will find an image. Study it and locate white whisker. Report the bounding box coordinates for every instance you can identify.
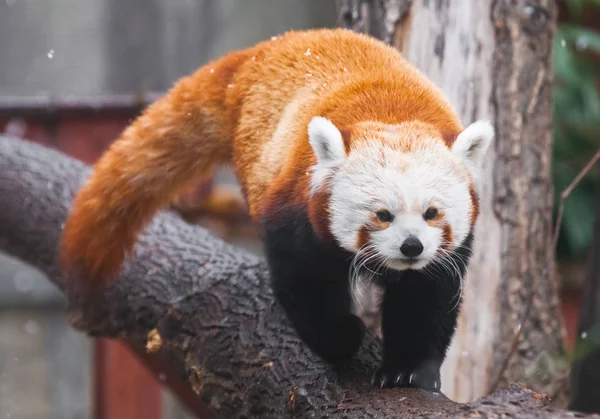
[349,244,382,310]
[434,247,465,313]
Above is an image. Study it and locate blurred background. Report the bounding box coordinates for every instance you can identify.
[553,0,600,350]
[0,0,599,418]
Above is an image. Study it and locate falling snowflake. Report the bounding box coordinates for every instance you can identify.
[576,37,588,51]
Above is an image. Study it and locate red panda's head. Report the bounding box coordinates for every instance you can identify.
[307,116,493,272]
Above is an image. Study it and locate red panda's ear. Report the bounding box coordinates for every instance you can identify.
[452,120,494,178]
[308,116,347,167]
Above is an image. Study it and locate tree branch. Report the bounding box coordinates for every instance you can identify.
[0,135,593,418]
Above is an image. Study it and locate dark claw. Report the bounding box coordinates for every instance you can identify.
[371,366,408,388]
[372,364,441,392]
[410,369,441,392]
[371,369,387,388]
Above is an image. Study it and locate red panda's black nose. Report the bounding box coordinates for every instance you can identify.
[400,236,423,257]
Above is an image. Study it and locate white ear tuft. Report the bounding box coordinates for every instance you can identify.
[308,116,346,166]
[452,120,494,175]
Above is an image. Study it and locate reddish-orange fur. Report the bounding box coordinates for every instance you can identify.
[59,28,465,294]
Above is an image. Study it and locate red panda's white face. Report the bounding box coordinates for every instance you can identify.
[308,117,493,273]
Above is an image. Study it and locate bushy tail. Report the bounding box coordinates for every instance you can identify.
[59,70,234,295]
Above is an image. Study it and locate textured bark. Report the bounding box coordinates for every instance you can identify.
[569,175,600,413]
[488,0,568,400]
[0,136,592,418]
[337,0,568,404]
[335,0,413,44]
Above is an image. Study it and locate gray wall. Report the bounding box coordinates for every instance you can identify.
[0,0,336,96]
[0,253,90,419]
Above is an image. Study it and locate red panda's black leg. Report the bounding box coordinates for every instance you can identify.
[372,275,453,392]
[262,213,365,365]
[270,270,366,365]
[372,233,474,392]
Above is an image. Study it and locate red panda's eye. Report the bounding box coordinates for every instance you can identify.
[376,210,393,223]
[424,207,438,220]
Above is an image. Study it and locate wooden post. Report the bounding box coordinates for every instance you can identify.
[93,339,163,419]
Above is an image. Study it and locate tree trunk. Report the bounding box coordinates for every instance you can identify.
[0,135,589,418]
[337,0,568,403]
[569,175,600,413]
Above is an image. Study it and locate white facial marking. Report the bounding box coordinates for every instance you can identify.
[307,116,346,193]
[328,139,474,273]
[452,120,494,188]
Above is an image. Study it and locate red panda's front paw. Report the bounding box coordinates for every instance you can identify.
[371,364,441,392]
[371,366,409,388]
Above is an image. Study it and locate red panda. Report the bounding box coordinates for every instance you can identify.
[59,28,493,391]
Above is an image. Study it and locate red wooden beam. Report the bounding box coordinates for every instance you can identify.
[94,339,163,419]
[127,344,214,419]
